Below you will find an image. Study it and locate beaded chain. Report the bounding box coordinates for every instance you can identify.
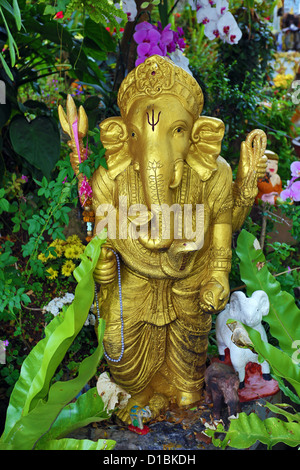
[94,249,124,363]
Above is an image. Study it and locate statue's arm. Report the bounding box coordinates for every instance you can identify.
[199,161,233,313]
[92,167,117,284]
[232,130,267,233]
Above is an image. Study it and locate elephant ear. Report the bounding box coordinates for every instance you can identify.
[100,117,131,179]
[230,291,246,320]
[186,116,225,181]
[251,290,270,317]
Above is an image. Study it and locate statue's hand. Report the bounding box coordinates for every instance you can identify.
[93,246,117,285]
[199,275,230,313]
[236,129,267,185]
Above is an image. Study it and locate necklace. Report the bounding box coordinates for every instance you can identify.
[95,249,124,363]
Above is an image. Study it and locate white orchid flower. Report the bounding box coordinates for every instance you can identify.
[122,0,137,22]
[217,11,242,44]
[196,5,218,24]
[216,0,229,16]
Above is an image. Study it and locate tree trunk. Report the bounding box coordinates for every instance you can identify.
[113,1,153,91]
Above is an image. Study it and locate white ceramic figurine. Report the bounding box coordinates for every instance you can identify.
[216,290,271,385]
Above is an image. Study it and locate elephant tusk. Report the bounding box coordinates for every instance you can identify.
[169,159,184,189]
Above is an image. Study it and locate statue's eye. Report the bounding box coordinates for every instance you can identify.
[175,127,183,134]
[131,131,136,138]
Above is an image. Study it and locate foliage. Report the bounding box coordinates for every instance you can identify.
[255,96,298,181]
[55,0,126,30]
[218,7,275,88]
[280,203,300,242]
[207,230,300,449]
[0,0,21,80]
[206,404,300,449]
[0,164,79,358]
[0,0,118,183]
[0,235,116,451]
[236,230,300,357]
[202,62,263,164]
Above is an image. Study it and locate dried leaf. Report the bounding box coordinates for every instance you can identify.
[96,372,131,412]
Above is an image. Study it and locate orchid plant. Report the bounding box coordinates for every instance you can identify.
[280,161,300,203]
[116,0,242,70]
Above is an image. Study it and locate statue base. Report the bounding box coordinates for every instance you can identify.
[211,348,279,402]
[128,424,150,435]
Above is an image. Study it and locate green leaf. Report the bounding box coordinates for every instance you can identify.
[236,230,300,357]
[2,321,107,450]
[0,52,13,81]
[36,386,113,446]
[9,116,60,180]
[84,18,116,52]
[206,412,300,449]
[0,0,14,16]
[0,197,9,213]
[37,437,115,450]
[12,0,21,30]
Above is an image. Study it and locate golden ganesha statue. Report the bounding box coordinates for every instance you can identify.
[58,55,267,423]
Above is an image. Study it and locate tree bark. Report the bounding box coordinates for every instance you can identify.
[113,1,152,91]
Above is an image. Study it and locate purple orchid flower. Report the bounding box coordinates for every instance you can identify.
[133,21,186,67]
[291,161,300,178]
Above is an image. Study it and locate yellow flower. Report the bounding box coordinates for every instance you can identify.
[61,260,76,277]
[50,238,65,246]
[55,244,65,257]
[38,253,48,263]
[273,73,294,89]
[46,267,59,280]
[64,246,76,259]
[64,244,84,259]
[66,234,82,244]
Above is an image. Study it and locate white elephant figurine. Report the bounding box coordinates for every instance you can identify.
[215,290,271,385]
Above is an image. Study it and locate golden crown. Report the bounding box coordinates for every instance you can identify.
[117,55,204,118]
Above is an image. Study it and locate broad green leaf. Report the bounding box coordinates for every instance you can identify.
[1,235,105,440]
[9,115,61,179]
[36,386,112,446]
[207,412,300,449]
[37,438,115,450]
[2,321,106,450]
[236,230,300,356]
[263,402,300,423]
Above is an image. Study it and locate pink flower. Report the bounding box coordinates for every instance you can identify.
[134,22,186,66]
[290,181,300,201]
[79,176,93,205]
[134,22,160,44]
[21,175,28,182]
[290,161,300,178]
[54,11,64,19]
[136,43,163,65]
[280,187,293,201]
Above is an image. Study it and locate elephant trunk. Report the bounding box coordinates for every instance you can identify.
[138,154,182,251]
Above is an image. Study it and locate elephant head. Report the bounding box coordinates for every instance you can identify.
[99,55,225,251]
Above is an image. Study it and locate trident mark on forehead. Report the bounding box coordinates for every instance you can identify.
[146,109,161,132]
